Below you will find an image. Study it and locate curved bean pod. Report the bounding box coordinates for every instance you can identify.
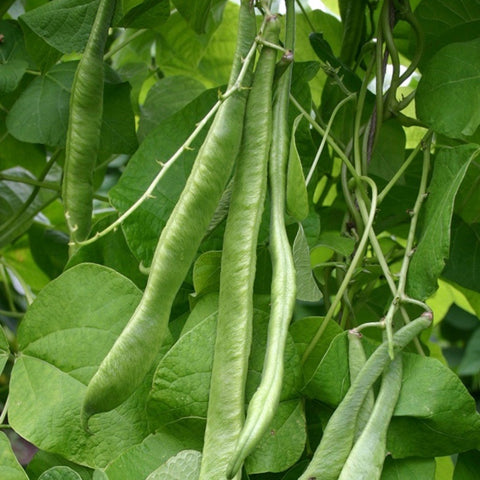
[298,314,431,480]
[199,14,280,480]
[226,3,296,478]
[80,0,257,430]
[338,353,403,480]
[63,0,116,247]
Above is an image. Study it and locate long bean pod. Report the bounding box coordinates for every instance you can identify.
[63,0,115,248]
[338,353,403,480]
[348,329,374,441]
[226,3,295,477]
[199,15,280,480]
[298,314,431,480]
[81,0,257,430]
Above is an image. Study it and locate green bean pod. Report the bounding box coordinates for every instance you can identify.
[80,1,257,430]
[199,15,280,480]
[226,6,295,479]
[298,314,431,480]
[338,353,403,480]
[348,329,374,441]
[63,0,115,247]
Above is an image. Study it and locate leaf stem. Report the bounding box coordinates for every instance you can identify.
[103,29,148,61]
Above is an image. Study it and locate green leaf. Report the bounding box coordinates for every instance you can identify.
[192,251,221,298]
[38,466,82,480]
[457,328,480,376]
[388,354,480,458]
[369,120,407,183]
[436,456,455,480]
[119,0,170,29]
[407,145,480,300]
[26,450,94,480]
[0,431,29,480]
[416,40,480,139]
[381,456,436,480]
[287,115,309,222]
[454,158,480,224]
[104,427,203,480]
[414,0,480,68]
[109,88,218,265]
[245,400,306,475]
[138,76,205,141]
[293,224,322,302]
[171,0,225,34]
[443,218,480,294]
[28,223,69,279]
[8,264,153,468]
[289,316,343,401]
[0,20,29,94]
[0,167,59,249]
[6,62,73,145]
[19,0,99,55]
[453,450,480,480]
[66,215,147,290]
[311,231,356,265]
[146,450,201,480]
[0,326,9,375]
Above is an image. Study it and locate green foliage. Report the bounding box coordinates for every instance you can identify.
[1,0,480,479]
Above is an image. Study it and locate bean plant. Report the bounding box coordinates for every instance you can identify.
[1,0,480,479]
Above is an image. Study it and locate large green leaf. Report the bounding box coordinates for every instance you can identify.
[119,0,169,29]
[104,427,203,480]
[19,0,99,55]
[8,264,154,468]
[146,450,201,480]
[416,40,480,139]
[6,62,136,152]
[407,145,480,300]
[443,218,480,294]
[0,431,29,480]
[387,354,480,458]
[171,0,225,34]
[109,88,218,265]
[0,20,29,94]
[414,0,480,68]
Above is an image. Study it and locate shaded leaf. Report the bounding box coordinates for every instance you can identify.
[407,145,480,300]
[457,328,480,376]
[443,218,480,294]
[0,20,29,94]
[455,158,480,224]
[453,450,480,480]
[0,326,9,375]
[416,40,480,139]
[414,0,480,68]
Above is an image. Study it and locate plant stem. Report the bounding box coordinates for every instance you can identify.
[103,29,148,60]
[302,176,378,365]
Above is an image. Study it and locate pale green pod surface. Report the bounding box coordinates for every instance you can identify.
[80,0,257,430]
[199,14,281,480]
[298,315,431,480]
